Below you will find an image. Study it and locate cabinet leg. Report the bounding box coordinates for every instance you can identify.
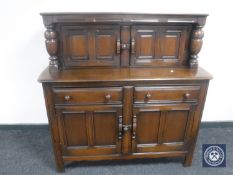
[55,156,65,173]
[52,142,65,172]
[183,153,194,167]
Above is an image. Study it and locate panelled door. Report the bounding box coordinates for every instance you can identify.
[61,25,120,67]
[132,104,196,153]
[130,25,189,67]
[56,105,122,156]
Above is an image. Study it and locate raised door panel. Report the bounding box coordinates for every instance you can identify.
[60,112,88,146]
[62,26,90,67]
[94,28,120,66]
[61,25,120,67]
[132,104,195,153]
[136,111,160,144]
[56,105,122,156]
[93,111,117,145]
[163,110,189,143]
[135,30,157,59]
[131,27,158,66]
[130,26,189,67]
[69,34,88,60]
[160,31,181,59]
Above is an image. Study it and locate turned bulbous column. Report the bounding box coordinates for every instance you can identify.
[189,25,204,68]
[44,26,60,71]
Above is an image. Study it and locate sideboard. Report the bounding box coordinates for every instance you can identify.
[38,13,212,172]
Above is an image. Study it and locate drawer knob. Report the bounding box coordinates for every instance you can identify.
[145,92,151,99]
[184,93,191,99]
[64,95,71,101]
[105,94,111,100]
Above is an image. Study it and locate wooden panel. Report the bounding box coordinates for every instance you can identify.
[95,34,115,59]
[63,150,187,162]
[64,145,118,156]
[62,26,90,67]
[163,110,189,143]
[137,142,185,153]
[160,31,180,59]
[120,26,130,66]
[134,86,200,103]
[59,112,88,146]
[93,27,120,65]
[52,87,122,105]
[131,28,158,65]
[122,86,133,154]
[136,32,155,59]
[136,111,160,144]
[69,34,88,60]
[93,111,117,145]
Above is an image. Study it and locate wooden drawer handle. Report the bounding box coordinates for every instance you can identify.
[64,95,71,101]
[184,93,191,99]
[145,92,151,99]
[105,94,111,100]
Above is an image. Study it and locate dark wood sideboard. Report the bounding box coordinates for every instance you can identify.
[38,13,212,172]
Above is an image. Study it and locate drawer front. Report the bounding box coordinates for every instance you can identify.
[134,86,200,103]
[53,87,122,105]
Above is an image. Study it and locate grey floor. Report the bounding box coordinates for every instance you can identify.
[0,124,232,175]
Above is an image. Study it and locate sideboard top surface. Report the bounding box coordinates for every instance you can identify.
[41,12,208,26]
[38,67,212,83]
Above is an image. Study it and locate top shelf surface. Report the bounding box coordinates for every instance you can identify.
[40,12,208,26]
[40,12,208,16]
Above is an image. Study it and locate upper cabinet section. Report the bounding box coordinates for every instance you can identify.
[41,13,208,71]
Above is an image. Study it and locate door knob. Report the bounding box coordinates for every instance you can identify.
[64,95,71,101]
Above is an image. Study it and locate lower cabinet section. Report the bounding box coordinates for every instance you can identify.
[43,82,209,172]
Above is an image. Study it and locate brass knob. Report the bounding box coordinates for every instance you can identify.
[105,94,111,100]
[184,93,191,99]
[64,95,71,101]
[145,92,151,99]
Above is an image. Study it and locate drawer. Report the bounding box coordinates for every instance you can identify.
[134,86,200,103]
[52,87,122,105]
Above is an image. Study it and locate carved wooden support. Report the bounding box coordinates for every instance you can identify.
[44,26,60,71]
[189,25,204,68]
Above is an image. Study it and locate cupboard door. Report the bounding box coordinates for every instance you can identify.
[130,26,189,67]
[132,104,195,153]
[56,105,122,156]
[62,25,120,67]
